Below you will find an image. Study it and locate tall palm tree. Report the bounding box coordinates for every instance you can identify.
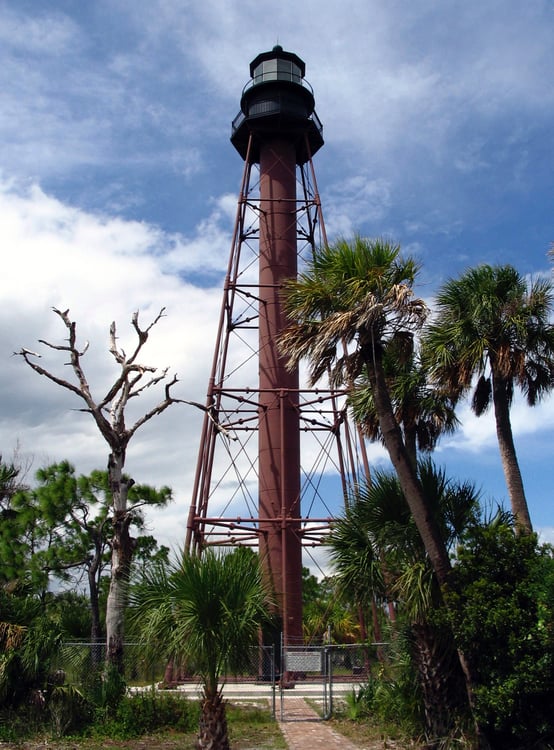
[129,547,273,750]
[349,339,459,469]
[424,264,554,533]
[341,335,459,634]
[329,461,480,741]
[279,236,452,586]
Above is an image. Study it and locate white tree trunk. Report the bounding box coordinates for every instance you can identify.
[105,449,135,673]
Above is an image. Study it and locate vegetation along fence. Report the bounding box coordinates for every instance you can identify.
[53,641,384,719]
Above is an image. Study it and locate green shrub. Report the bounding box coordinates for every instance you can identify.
[343,682,375,720]
[99,665,127,710]
[93,688,199,739]
[445,522,554,748]
[337,643,423,736]
[1,688,198,742]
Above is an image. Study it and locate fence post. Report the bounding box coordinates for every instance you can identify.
[279,632,284,721]
[322,646,333,720]
[270,644,276,718]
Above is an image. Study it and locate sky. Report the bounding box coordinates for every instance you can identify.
[0,0,553,574]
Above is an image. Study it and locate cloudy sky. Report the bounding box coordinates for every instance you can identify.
[1,1,553,567]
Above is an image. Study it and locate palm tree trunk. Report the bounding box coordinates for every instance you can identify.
[404,424,418,471]
[198,691,230,750]
[492,374,533,533]
[369,598,386,664]
[366,347,482,731]
[410,622,467,741]
[88,565,103,667]
[365,346,452,586]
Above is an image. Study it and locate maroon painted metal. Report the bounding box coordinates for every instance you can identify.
[258,137,302,643]
[185,48,368,647]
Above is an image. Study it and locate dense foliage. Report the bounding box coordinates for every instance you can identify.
[329,460,480,743]
[0,682,199,743]
[93,689,199,739]
[0,457,172,739]
[0,583,63,711]
[444,522,554,749]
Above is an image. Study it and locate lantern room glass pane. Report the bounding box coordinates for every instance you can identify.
[252,58,302,84]
[262,59,278,80]
[277,59,302,83]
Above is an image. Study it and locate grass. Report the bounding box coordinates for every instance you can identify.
[329,716,424,748]
[0,693,423,749]
[0,701,287,750]
[228,703,287,749]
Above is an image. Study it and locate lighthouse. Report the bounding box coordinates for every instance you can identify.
[186,47,364,648]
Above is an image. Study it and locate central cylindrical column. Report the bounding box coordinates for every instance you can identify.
[258,137,303,645]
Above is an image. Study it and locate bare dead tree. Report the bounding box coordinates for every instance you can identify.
[16,306,185,674]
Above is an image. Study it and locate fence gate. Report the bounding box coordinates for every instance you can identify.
[279,645,332,721]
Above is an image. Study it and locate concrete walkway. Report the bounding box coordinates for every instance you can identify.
[277,696,362,750]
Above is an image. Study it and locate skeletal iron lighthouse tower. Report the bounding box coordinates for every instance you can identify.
[186,47,366,646]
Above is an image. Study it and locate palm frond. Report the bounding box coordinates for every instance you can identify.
[129,548,273,692]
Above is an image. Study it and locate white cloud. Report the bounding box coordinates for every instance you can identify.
[438,388,554,456]
[0,6,82,54]
[323,175,392,238]
[538,527,554,546]
[0,176,225,549]
[162,193,236,275]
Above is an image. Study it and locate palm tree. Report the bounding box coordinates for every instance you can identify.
[129,547,273,750]
[0,580,63,709]
[424,264,554,532]
[329,460,480,741]
[279,236,452,586]
[349,339,459,469]
[303,593,362,644]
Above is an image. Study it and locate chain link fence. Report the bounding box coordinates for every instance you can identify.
[52,641,277,689]
[51,641,383,719]
[52,642,165,689]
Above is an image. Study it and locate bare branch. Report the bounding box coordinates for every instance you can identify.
[184,399,238,441]
[126,373,185,440]
[126,308,166,366]
[165,373,180,399]
[103,309,167,404]
[128,367,169,399]
[109,321,125,365]
[19,310,117,447]
[133,307,166,338]
[18,306,183,451]
[16,348,89,402]
[37,339,71,353]
[51,307,94,403]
